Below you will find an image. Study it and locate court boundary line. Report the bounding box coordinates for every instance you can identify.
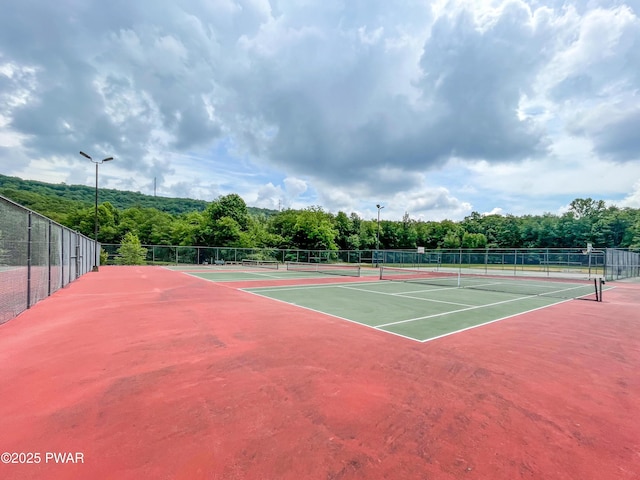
[241,289,423,343]
[180,269,381,283]
[183,268,612,343]
[186,271,383,292]
[386,275,602,298]
[414,299,573,343]
[243,286,575,343]
[337,284,475,308]
[245,280,583,341]
[376,293,567,328]
[182,270,286,281]
[240,280,382,292]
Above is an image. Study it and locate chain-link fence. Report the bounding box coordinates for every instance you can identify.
[101,244,638,281]
[605,248,640,280]
[0,195,97,324]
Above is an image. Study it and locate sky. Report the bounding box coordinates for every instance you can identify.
[1,0,640,222]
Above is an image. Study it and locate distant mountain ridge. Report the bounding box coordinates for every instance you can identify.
[0,173,277,218]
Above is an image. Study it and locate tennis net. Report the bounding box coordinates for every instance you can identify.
[241,259,279,270]
[379,266,604,301]
[286,262,361,277]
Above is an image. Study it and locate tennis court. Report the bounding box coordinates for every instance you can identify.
[1,264,638,480]
[168,260,378,282]
[245,280,605,342]
[182,262,608,342]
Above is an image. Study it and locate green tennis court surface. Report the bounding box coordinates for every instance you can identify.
[243,277,607,342]
[171,263,380,282]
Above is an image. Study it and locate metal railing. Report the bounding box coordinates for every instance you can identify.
[0,195,97,324]
[101,244,639,281]
[605,248,640,280]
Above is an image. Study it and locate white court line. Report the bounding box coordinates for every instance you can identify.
[337,284,475,307]
[243,280,381,293]
[178,267,605,343]
[242,289,423,343]
[183,270,283,281]
[416,300,571,343]
[246,281,473,307]
[376,293,557,328]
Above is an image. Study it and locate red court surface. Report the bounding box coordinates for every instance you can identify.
[0,266,638,480]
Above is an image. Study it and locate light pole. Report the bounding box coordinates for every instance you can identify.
[376,204,384,265]
[80,151,114,271]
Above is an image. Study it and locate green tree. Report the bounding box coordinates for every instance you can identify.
[268,207,338,250]
[461,232,487,248]
[475,214,521,247]
[558,211,590,247]
[591,206,634,248]
[267,209,300,247]
[206,194,250,230]
[116,232,148,265]
[399,212,418,248]
[569,198,606,219]
[212,217,243,246]
[461,211,484,234]
[171,211,207,246]
[334,211,355,249]
[358,220,378,249]
[628,220,640,249]
[442,229,461,248]
[379,220,402,249]
[204,194,251,246]
[240,217,283,248]
[415,221,443,249]
[344,213,363,249]
[520,213,561,247]
[66,201,119,243]
[291,207,338,250]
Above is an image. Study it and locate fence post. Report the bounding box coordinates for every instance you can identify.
[48,220,52,296]
[484,248,488,274]
[27,212,32,308]
[76,233,81,277]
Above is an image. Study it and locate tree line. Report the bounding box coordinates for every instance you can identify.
[0,173,274,218]
[62,195,640,250]
[2,173,639,250]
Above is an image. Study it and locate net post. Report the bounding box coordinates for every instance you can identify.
[598,278,604,302]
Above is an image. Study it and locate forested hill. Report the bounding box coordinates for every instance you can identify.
[2,173,639,250]
[0,173,274,219]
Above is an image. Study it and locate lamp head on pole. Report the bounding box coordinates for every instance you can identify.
[80,150,114,272]
[80,151,114,164]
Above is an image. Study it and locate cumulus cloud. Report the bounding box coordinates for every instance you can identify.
[253,182,284,210]
[283,177,307,198]
[619,179,640,208]
[483,207,504,216]
[0,0,639,220]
